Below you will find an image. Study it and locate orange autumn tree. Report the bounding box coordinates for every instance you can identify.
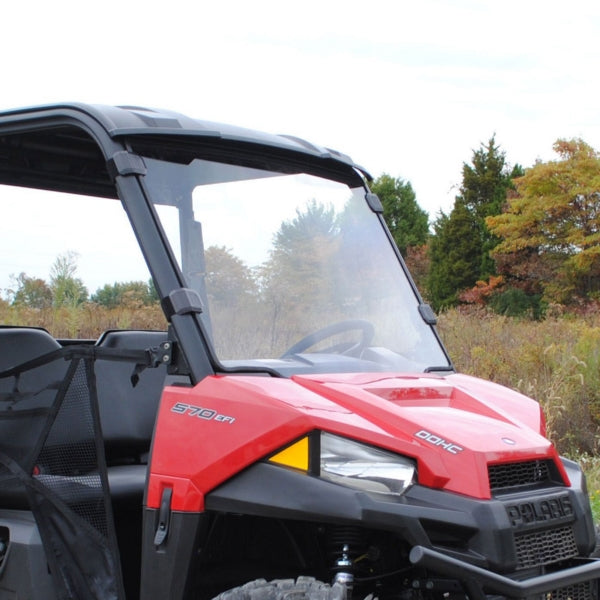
[487,139,600,304]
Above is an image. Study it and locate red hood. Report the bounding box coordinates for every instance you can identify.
[291,372,562,498]
[148,371,565,511]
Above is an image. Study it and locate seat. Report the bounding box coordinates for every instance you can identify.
[0,328,169,507]
[0,327,100,511]
[0,326,61,368]
[0,326,69,463]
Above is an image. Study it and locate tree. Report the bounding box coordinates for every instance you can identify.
[11,273,53,308]
[50,251,88,307]
[427,136,520,309]
[262,200,340,307]
[204,246,257,307]
[487,138,600,303]
[427,201,483,311]
[92,280,157,308]
[370,174,429,256]
[404,244,430,299]
[457,136,522,278]
[273,200,338,257]
[259,200,342,351]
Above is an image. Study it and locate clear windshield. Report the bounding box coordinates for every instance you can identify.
[143,157,449,374]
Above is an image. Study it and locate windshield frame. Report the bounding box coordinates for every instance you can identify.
[135,143,452,377]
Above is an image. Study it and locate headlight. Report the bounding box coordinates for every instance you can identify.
[320,432,416,496]
[268,431,416,497]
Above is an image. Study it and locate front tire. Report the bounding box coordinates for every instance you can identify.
[212,576,347,600]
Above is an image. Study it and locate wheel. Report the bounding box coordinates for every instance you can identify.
[281,320,375,358]
[212,576,347,600]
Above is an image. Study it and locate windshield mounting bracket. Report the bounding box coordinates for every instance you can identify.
[162,288,204,320]
[107,150,147,180]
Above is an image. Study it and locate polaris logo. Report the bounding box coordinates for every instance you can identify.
[506,495,573,527]
[415,430,463,454]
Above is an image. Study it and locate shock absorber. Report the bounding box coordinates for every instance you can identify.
[328,527,366,596]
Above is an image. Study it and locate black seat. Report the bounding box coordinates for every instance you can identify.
[0,327,91,509]
[0,326,65,403]
[0,327,163,598]
[0,326,61,368]
[0,327,168,508]
[0,327,69,467]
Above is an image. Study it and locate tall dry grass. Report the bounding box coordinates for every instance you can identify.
[437,308,600,456]
[0,299,166,339]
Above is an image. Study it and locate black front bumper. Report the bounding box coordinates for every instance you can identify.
[411,545,600,600]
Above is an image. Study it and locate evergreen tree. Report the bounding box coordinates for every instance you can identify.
[428,201,482,311]
[427,136,520,309]
[370,174,429,256]
[458,136,521,278]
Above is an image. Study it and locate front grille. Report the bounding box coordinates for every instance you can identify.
[515,526,578,569]
[489,460,554,491]
[544,580,596,600]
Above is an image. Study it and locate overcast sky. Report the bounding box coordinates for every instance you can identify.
[3,0,600,218]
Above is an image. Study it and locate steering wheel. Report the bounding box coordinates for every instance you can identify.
[281,319,375,358]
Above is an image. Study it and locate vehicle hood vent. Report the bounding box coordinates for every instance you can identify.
[488,459,560,492]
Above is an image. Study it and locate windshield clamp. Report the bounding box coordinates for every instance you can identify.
[107,151,147,179]
[162,288,204,320]
[419,303,438,325]
[365,193,383,213]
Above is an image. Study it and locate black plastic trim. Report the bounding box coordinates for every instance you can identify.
[161,288,204,320]
[419,303,438,325]
[205,460,596,574]
[141,509,211,600]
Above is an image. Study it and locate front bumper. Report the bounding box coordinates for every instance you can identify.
[411,545,600,600]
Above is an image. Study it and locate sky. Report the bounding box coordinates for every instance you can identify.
[2,0,600,219]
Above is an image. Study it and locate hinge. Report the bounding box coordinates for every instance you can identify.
[149,341,173,368]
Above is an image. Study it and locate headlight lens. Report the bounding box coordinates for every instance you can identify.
[319,432,416,496]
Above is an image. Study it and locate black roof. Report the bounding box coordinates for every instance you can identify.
[0,103,365,170]
[0,103,369,197]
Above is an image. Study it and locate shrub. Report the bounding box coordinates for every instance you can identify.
[489,287,546,319]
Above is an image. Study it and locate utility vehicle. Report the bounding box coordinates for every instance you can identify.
[0,103,597,600]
